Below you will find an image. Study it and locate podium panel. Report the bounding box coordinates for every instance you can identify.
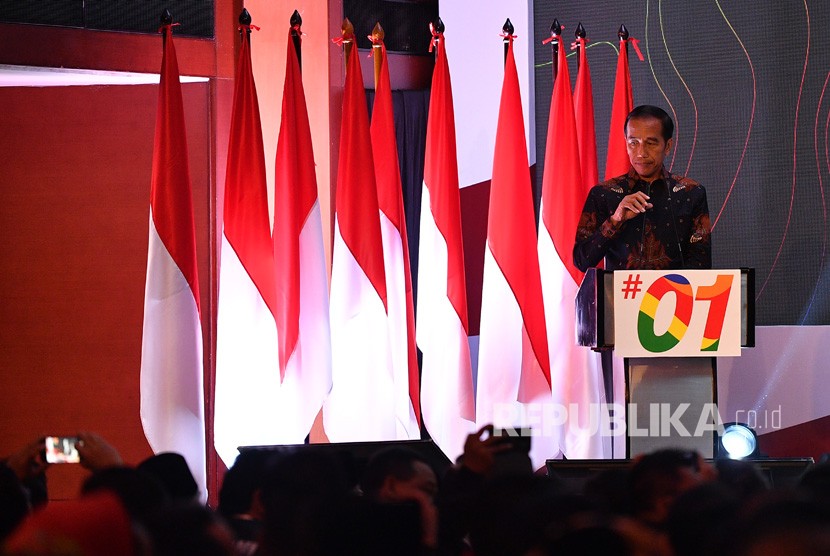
[577,268,753,459]
[626,357,717,458]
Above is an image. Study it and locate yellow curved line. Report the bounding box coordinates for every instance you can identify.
[645,0,680,172]
[534,40,619,69]
[659,0,698,177]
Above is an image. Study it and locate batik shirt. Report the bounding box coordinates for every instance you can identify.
[573,167,711,271]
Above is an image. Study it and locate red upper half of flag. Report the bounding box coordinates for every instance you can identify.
[274,30,319,375]
[151,28,200,311]
[424,34,469,333]
[573,38,598,191]
[488,39,550,385]
[605,39,634,180]
[336,39,387,310]
[223,31,278,321]
[371,43,405,234]
[541,35,584,285]
[370,41,420,423]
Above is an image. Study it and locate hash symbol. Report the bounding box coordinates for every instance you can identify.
[622,274,642,299]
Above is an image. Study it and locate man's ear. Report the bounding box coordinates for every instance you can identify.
[379,475,399,498]
[665,137,673,154]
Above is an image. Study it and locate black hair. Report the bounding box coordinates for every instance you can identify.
[360,448,428,499]
[625,105,674,140]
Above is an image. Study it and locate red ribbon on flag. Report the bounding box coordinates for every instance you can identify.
[628,37,644,61]
[428,22,440,52]
[541,24,564,45]
[157,22,181,34]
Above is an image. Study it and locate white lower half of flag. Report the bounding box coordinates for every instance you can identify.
[379,213,420,440]
[140,215,207,499]
[214,234,294,467]
[282,202,333,442]
[417,188,475,461]
[476,247,556,469]
[324,217,396,441]
[538,226,605,459]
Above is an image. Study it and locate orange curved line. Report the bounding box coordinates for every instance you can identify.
[711,0,756,232]
[757,0,809,300]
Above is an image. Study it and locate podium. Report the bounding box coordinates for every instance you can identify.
[576,268,755,458]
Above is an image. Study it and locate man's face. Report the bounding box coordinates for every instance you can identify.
[626,116,673,182]
[381,461,438,504]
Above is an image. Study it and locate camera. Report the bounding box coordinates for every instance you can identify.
[44,436,80,464]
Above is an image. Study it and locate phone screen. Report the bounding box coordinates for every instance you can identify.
[45,436,80,464]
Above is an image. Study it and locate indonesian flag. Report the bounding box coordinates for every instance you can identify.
[605,36,635,179]
[476,37,554,470]
[574,37,598,190]
[417,31,475,461]
[214,28,282,466]
[538,34,604,460]
[324,39,396,441]
[140,26,207,496]
[272,30,332,444]
[370,41,420,439]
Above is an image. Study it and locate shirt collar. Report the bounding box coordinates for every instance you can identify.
[626,166,671,191]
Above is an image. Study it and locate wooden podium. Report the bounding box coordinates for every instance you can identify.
[576,268,754,458]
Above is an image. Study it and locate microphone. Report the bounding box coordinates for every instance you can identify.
[666,182,686,268]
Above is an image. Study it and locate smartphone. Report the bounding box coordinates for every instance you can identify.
[491,428,533,476]
[44,436,80,464]
[496,427,532,454]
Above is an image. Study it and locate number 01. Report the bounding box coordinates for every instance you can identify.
[637,274,734,352]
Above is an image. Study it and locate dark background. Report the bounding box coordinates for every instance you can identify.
[534,0,830,326]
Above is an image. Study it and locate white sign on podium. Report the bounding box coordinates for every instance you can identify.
[613,269,743,358]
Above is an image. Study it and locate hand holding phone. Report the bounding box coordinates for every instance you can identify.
[44,436,81,464]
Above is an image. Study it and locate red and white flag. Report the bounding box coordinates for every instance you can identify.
[476,36,553,470]
[272,30,332,445]
[324,39,396,441]
[213,28,282,466]
[370,40,420,439]
[417,31,475,461]
[605,35,635,179]
[538,34,604,460]
[574,37,598,190]
[140,26,207,495]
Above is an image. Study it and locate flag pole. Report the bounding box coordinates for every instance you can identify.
[575,22,585,71]
[549,19,561,83]
[502,18,513,65]
[239,8,252,36]
[432,16,445,53]
[290,10,302,71]
[342,18,355,62]
[618,23,629,62]
[238,8,252,60]
[371,22,384,90]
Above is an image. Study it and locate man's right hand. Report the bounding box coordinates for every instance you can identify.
[611,191,652,224]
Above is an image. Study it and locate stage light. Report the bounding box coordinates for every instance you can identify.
[718,422,758,459]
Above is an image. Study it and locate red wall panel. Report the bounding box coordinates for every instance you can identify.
[0,82,211,500]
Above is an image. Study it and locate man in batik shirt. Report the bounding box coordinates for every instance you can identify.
[573,105,711,271]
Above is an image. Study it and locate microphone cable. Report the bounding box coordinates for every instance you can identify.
[639,181,651,264]
[666,181,686,268]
